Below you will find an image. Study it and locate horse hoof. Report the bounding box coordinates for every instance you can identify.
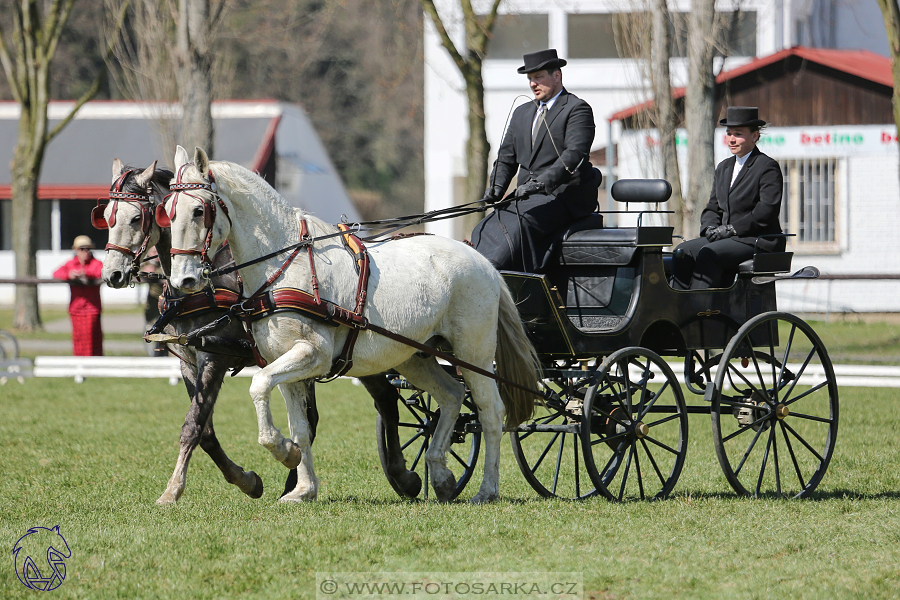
[432,474,458,502]
[156,491,178,506]
[281,442,303,470]
[469,492,499,504]
[246,471,264,499]
[278,489,317,503]
[394,471,422,498]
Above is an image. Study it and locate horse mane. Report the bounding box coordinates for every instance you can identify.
[203,160,337,236]
[120,164,174,202]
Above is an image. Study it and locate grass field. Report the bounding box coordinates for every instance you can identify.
[1,376,898,599]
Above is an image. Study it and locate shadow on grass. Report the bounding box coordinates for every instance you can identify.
[664,488,900,502]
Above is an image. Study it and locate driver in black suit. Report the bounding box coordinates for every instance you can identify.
[672,106,785,290]
[471,49,599,273]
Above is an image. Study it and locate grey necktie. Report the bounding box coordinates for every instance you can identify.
[532,104,547,142]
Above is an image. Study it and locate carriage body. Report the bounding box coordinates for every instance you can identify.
[503,223,780,361]
[387,179,838,503]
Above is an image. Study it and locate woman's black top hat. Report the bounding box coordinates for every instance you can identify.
[517,49,567,74]
[719,106,766,128]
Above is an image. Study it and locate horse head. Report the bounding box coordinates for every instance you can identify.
[98,159,172,288]
[164,146,233,294]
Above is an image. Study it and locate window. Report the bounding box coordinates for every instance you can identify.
[0,200,9,251]
[59,199,107,251]
[565,10,755,60]
[487,14,549,59]
[780,158,839,252]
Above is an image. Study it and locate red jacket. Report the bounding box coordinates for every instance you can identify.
[53,255,103,315]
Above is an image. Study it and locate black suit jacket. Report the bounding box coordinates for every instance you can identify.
[700,147,785,252]
[490,88,597,216]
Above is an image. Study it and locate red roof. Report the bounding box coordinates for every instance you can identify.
[610,46,892,121]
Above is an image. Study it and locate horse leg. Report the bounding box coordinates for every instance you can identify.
[359,374,422,498]
[157,358,203,505]
[276,380,319,502]
[459,371,505,504]
[396,357,466,502]
[279,381,317,498]
[199,412,264,499]
[248,344,325,498]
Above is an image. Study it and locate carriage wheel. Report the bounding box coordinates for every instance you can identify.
[710,311,838,498]
[375,384,481,501]
[0,329,19,360]
[510,376,601,500]
[580,348,688,501]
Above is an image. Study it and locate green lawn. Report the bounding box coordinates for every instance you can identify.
[1,377,898,599]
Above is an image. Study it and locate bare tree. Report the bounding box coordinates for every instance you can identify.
[684,0,717,236]
[0,0,127,331]
[420,0,502,232]
[877,0,900,183]
[111,0,226,157]
[650,0,685,237]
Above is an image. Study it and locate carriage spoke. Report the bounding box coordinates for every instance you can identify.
[516,413,562,442]
[780,421,825,462]
[530,431,562,476]
[573,432,581,499]
[644,412,682,429]
[617,444,635,501]
[783,381,829,407]
[733,424,766,477]
[640,438,667,487]
[773,424,782,497]
[449,447,473,469]
[779,420,807,490]
[636,379,670,421]
[642,433,680,457]
[400,430,426,452]
[779,346,819,401]
[786,410,833,425]
[633,443,645,500]
[552,433,566,495]
[755,425,775,497]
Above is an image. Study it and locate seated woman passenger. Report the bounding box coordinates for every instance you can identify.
[672,106,785,290]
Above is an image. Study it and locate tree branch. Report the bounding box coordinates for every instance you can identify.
[46,0,130,142]
[419,0,468,76]
[0,18,24,103]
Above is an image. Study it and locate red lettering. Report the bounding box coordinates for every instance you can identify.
[801,133,811,144]
[883,131,899,144]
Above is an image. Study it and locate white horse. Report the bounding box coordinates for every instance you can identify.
[165,146,541,503]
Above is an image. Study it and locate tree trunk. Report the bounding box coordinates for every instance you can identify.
[685,0,717,236]
[463,60,488,236]
[877,0,900,185]
[177,0,215,155]
[650,0,684,237]
[11,88,50,332]
[11,141,44,331]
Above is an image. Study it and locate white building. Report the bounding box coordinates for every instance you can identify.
[424,0,894,313]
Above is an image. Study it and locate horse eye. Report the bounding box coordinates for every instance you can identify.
[192,206,204,218]
[130,214,142,224]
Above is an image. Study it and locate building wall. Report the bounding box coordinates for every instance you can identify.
[423,0,890,239]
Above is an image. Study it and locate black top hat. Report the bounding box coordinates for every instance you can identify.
[517,49,567,74]
[719,106,766,128]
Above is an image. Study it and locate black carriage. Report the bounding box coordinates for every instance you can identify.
[381,179,838,501]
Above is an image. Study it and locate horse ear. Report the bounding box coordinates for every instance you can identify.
[112,158,125,182]
[135,160,157,188]
[194,147,210,177]
[174,145,189,170]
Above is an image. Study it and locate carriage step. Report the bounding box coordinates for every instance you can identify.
[567,314,624,332]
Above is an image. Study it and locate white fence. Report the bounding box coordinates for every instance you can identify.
[2,356,899,388]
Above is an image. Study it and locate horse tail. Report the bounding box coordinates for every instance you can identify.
[494,282,542,428]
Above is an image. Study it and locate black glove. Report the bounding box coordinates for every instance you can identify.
[514,179,545,199]
[705,224,735,242]
[480,186,503,204]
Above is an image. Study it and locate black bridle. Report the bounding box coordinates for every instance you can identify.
[92,169,156,275]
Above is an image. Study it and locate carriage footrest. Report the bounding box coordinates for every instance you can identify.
[567,314,624,332]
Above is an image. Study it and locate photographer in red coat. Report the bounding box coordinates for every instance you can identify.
[53,235,104,356]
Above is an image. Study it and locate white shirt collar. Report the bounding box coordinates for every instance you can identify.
[542,89,564,111]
